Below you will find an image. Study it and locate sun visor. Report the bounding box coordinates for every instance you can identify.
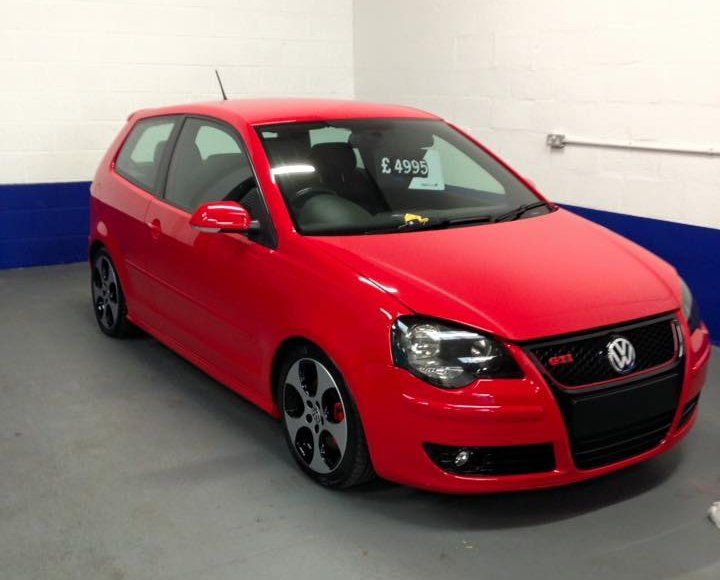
[349,126,434,151]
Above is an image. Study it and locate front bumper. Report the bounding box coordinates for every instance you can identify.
[350,321,712,494]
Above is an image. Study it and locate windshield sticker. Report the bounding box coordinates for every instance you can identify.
[374,149,445,191]
[378,154,429,177]
[409,149,444,191]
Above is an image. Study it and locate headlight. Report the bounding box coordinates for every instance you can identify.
[681,279,702,333]
[391,317,523,388]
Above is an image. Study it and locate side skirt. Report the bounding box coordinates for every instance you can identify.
[127,312,280,419]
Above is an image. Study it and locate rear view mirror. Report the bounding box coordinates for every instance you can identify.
[190,201,260,234]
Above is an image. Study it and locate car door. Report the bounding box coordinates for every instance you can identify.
[143,116,276,387]
[108,115,180,321]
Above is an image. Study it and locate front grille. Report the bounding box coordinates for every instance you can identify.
[527,315,679,388]
[424,443,556,476]
[556,368,682,470]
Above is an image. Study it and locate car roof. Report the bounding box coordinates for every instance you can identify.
[132,98,440,126]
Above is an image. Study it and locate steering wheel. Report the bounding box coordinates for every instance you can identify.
[291,186,339,209]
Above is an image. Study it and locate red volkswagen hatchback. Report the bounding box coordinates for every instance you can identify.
[90,99,712,493]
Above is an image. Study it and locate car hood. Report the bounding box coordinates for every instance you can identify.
[304,209,680,341]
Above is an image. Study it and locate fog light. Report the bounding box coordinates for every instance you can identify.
[425,443,556,475]
[454,449,471,467]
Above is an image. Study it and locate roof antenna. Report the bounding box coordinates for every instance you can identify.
[215,69,228,101]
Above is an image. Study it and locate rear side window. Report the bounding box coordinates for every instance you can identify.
[115,117,178,192]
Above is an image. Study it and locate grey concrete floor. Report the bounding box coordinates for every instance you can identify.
[1,263,719,580]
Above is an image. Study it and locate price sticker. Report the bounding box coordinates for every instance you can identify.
[377,155,429,178]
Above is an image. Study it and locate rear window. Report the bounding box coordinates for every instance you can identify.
[115,116,178,192]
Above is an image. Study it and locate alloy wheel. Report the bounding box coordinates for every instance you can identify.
[91,254,120,331]
[282,358,348,474]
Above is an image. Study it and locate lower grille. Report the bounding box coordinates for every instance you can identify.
[424,443,556,476]
[678,396,700,429]
[572,411,675,470]
[555,367,683,470]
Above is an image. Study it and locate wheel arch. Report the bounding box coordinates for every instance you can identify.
[88,239,105,262]
[270,336,323,411]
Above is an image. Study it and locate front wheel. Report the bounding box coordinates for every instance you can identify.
[90,249,134,338]
[278,345,375,489]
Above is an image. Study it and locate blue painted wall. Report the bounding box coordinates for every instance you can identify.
[0,182,716,341]
[0,182,90,270]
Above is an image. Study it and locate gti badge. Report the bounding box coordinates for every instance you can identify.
[606,336,636,374]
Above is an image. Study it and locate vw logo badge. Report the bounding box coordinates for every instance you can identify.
[606,336,636,374]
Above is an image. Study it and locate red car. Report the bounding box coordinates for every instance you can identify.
[90,99,712,493]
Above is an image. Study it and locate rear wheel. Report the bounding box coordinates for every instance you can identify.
[91,249,134,337]
[278,344,375,489]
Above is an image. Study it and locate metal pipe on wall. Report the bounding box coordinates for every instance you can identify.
[546,133,720,157]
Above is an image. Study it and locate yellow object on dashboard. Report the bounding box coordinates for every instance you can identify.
[404,213,429,225]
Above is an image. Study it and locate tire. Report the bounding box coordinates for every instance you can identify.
[90,248,135,338]
[277,344,375,489]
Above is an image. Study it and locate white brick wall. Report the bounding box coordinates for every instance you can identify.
[3,0,720,229]
[0,0,354,184]
[353,0,720,229]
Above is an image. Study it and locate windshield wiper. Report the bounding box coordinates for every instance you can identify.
[445,214,493,226]
[493,201,552,223]
[355,213,494,235]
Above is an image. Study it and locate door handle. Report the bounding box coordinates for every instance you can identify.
[147,218,162,240]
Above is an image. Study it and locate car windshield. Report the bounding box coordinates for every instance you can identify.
[257,119,548,235]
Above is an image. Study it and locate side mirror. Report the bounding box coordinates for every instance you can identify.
[190,201,260,234]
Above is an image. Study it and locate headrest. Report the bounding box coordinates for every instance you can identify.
[310,142,357,177]
[204,153,244,176]
[172,141,202,164]
[152,140,168,164]
[264,131,311,164]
